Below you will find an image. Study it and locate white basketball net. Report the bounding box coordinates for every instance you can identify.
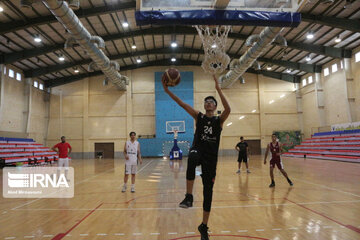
[194,25,231,74]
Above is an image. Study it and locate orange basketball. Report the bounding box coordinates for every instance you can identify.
[162,68,181,87]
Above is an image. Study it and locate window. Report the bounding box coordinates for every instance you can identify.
[39,83,44,90]
[16,73,21,81]
[332,63,338,73]
[33,81,38,88]
[356,52,360,63]
[308,76,313,84]
[302,79,307,87]
[340,60,343,69]
[3,66,6,74]
[324,67,329,76]
[8,69,14,78]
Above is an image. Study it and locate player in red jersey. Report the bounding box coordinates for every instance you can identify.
[52,136,72,180]
[264,134,293,188]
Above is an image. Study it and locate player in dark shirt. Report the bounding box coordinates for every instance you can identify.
[162,75,231,240]
[235,136,250,173]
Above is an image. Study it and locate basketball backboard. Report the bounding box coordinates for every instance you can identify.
[138,0,300,12]
[136,0,302,27]
[166,121,186,134]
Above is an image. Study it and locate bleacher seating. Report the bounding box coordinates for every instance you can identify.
[0,137,58,167]
[283,130,360,163]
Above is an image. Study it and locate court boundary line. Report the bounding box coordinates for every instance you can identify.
[285,198,360,234]
[51,203,103,240]
[12,199,360,211]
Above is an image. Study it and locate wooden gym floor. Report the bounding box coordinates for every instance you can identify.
[1,155,360,240]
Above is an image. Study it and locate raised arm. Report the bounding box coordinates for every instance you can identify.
[213,75,231,125]
[162,77,198,119]
[264,144,270,164]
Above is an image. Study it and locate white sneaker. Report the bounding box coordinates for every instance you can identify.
[246,169,251,173]
[121,185,127,192]
[236,169,241,174]
[131,186,135,193]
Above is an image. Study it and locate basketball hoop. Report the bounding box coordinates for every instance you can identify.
[194,25,231,74]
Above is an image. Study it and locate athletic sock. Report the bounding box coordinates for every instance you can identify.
[271,180,275,184]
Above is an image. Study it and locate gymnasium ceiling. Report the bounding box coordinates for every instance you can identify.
[0,0,359,88]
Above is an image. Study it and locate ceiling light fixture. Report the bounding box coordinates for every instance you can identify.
[171,57,176,62]
[171,42,178,48]
[131,45,137,49]
[306,32,314,39]
[305,55,311,62]
[122,22,129,28]
[34,35,42,43]
[58,54,65,61]
[136,58,142,63]
[286,69,292,73]
[334,35,342,43]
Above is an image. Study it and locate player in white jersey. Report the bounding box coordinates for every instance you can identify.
[122,132,142,193]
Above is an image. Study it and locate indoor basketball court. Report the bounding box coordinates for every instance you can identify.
[0,0,360,240]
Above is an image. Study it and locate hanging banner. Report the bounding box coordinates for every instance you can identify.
[331,121,360,131]
[273,131,302,152]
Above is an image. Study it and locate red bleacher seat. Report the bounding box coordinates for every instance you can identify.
[284,132,360,163]
[0,137,58,166]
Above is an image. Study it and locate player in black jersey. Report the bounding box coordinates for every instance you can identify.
[162,75,231,240]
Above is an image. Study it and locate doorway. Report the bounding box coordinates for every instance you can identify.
[94,142,115,159]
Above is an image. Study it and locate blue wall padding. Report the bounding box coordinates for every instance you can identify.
[136,10,301,27]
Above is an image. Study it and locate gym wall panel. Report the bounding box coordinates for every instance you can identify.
[62,95,84,117]
[352,53,360,121]
[131,68,156,93]
[193,70,215,92]
[0,74,26,132]
[263,114,299,136]
[49,94,60,118]
[225,91,259,114]
[47,118,61,140]
[262,76,295,91]
[301,85,319,139]
[53,80,84,96]
[323,70,350,125]
[132,93,155,116]
[133,116,155,135]
[88,94,126,117]
[88,116,127,139]
[62,117,83,139]
[222,114,260,137]
[263,92,297,113]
